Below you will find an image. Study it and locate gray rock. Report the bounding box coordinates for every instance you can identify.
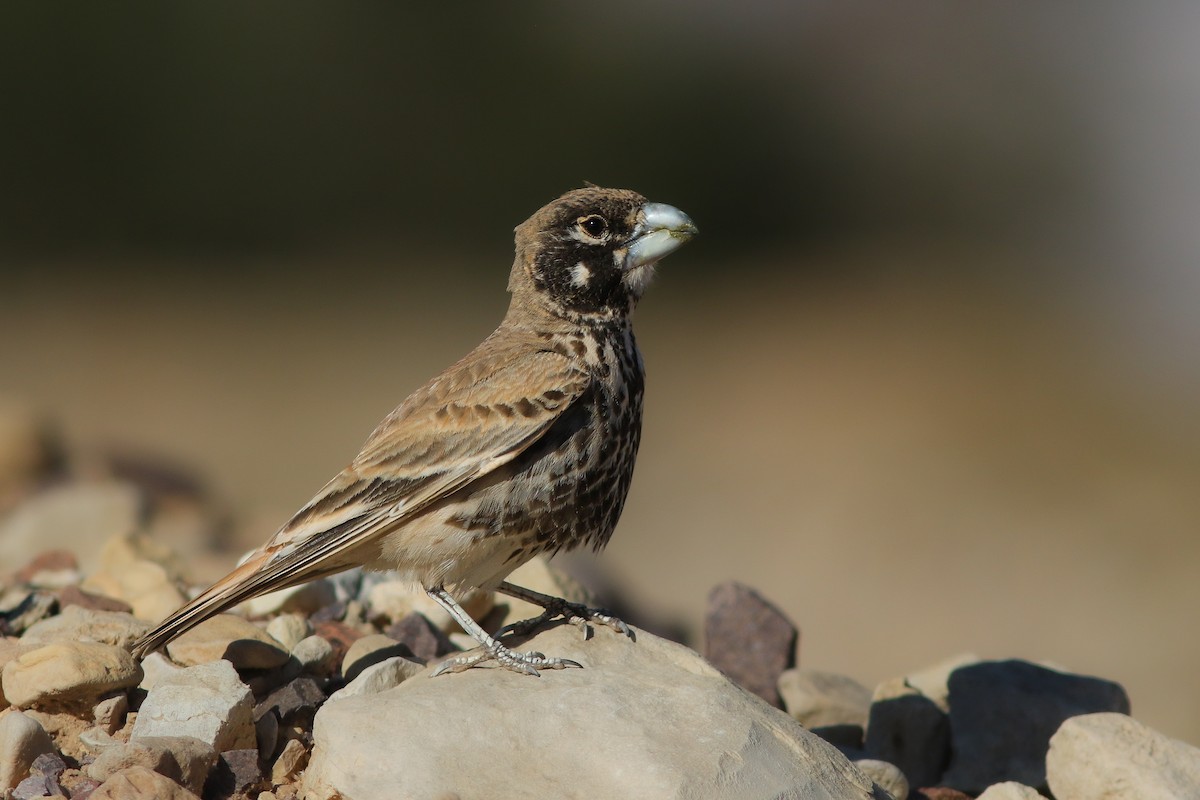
[131,660,255,752]
[383,613,457,663]
[0,711,56,791]
[855,759,908,800]
[305,624,887,800]
[1047,712,1200,799]
[2,641,143,708]
[12,751,67,800]
[864,677,949,788]
[202,748,264,800]
[704,581,798,708]
[254,677,325,727]
[780,668,872,728]
[941,660,1130,793]
[976,782,1047,800]
[20,605,150,649]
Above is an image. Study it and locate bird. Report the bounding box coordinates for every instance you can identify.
[130,186,697,676]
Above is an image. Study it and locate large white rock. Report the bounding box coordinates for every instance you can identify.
[1047,712,1200,800]
[305,624,888,800]
[131,660,255,752]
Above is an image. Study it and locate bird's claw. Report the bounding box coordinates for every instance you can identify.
[430,640,583,678]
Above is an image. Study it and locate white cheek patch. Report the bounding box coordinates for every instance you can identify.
[622,264,656,298]
[571,261,591,287]
[611,247,628,267]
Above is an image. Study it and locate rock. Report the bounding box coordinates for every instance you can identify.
[855,759,909,800]
[12,751,68,800]
[254,678,325,727]
[364,580,492,633]
[903,654,979,712]
[2,641,143,709]
[305,624,887,800]
[977,782,1046,800]
[341,634,416,682]
[1046,712,1200,799]
[93,694,129,735]
[0,484,141,576]
[13,771,63,799]
[87,736,216,795]
[136,652,186,692]
[13,550,80,589]
[202,749,264,800]
[779,668,872,728]
[271,738,308,785]
[0,711,56,791]
[327,657,425,703]
[56,585,134,615]
[20,605,150,649]
[255,709,279,762]
[23,709,91,763]
[240,578,336,620]
[165,615,289,670]
[81,533,188,624]
[912,789,971,800]
[491,557,591,632]
[0,637,33,685]
[812,724,866,752]
[864,677,950,788]
[382,613,457,663]
[131,660,255,752]
[940,660,1131,793]
[0,592,57,636]
[703,581,797,707]
[241,658,302,699]
[291,635,336,677]
[89,765,201,799]
[310,620,363,667]
[264,615,311,653]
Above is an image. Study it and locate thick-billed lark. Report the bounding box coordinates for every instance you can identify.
[131,187,697,675]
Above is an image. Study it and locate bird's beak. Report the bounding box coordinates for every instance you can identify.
[624,203,698,271]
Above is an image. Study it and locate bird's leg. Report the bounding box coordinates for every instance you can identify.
[493,581,634,642]
[425,586,582,677]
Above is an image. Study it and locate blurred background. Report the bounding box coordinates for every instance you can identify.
[3,3,1198,742]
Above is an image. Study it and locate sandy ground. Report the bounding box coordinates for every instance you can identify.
[5,248,1198,743]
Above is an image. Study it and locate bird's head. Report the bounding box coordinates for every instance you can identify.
[510,187,698,321]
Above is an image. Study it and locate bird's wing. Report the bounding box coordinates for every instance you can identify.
[131,344,589,656]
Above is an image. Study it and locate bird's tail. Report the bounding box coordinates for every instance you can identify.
[129,549,314,659]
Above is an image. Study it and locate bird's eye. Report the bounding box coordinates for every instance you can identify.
[578,215,608,239]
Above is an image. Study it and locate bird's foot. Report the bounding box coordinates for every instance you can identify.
[430,639,582,678]
[494,598,634,643]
